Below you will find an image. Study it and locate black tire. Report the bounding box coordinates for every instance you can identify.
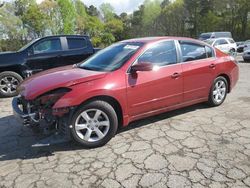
[0,71,23,98]
[230,48,235,52]
[243,58,250,63]
[70,100,118,148]
[208,76,228,107]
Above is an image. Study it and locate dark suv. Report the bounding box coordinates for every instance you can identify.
[0,35,98,97]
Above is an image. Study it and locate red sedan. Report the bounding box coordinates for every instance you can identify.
[13,37,239,148]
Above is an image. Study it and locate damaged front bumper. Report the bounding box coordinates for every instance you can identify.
[12,96,73,146]
[12,97,39,126]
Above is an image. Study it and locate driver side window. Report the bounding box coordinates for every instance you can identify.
[33,39,62,54]
[138,41,177,66]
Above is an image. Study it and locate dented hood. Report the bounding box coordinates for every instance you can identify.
[20,65,107,100]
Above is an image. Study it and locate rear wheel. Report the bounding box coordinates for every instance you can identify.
[208,76,228,106]
[0,71,23,98]
[70,100,118,148]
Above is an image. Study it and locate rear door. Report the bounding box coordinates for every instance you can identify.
[25,37,63,72]
[178,41,216,102]
[59,37,94,66]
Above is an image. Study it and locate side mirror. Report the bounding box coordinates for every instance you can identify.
[130,62,153,73]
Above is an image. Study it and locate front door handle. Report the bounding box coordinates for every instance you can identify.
[171,72,181,79]
[209,63,216,68]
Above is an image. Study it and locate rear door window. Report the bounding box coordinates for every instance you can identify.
[67,38,87,50]
[179,41,207,62]
[205,46,214,58]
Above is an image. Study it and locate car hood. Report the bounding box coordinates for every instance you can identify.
[20,65,107,100]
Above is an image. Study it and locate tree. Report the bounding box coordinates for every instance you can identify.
[0,2,27,50]
[105,18,124,40]
[22,3,47,37]
[87,5,99,17]
[39,0,62,35]
[159,0,186,36]
[57,0,76,34]
[74,0,88,34]
[100,3,114,22]
[142,0,162,36]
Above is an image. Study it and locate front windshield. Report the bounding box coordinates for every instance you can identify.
[79,42,144,72]
[18,38,40,52]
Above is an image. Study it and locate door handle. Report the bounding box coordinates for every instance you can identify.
[209,63,216,68]
[171,72,181,79]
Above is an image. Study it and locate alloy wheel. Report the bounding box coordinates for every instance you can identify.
[0,76,19,95]
[74,109,110,142]
[213,80,226,103]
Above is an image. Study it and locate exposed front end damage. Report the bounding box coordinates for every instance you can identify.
[12,88,75,146]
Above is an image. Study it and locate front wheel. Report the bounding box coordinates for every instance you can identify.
[70,100,118,148]
[208,76,228,107]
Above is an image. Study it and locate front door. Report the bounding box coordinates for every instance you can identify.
[126,40,183,117]
[25,38,62,73]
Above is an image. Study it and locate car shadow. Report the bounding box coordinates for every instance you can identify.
[0,103,209,161]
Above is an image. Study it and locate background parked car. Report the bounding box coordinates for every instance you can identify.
[206,38,237,54]
[236,41,245,53]
[243,45,250,62]
[198,32,232,41]
[0,35,99,97]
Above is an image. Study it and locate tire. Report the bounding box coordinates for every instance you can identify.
[208,76,228,107]
[0,71,23,98]
[243,58,250,63]
[70,100,118,148]
[229,48,236,56]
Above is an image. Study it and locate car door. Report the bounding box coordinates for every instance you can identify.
[179,40,216,102]
[126,40,183,117]
[25,38,63,72]
[59,37,94,66]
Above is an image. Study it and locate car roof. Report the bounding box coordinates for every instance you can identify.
[121,36,204,44]
[41,35,89,39]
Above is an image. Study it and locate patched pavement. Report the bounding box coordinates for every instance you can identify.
[0,63,250,188]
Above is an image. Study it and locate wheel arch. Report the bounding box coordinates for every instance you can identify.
[0,65,25,78]
[77,95,124,128]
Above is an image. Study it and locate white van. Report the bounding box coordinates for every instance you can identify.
[199,32,232,41]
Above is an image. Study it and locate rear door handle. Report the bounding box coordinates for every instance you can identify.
[209,64,216,68]
[171,72,181,79]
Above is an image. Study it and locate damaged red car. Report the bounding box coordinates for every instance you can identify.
[13,37,239,148]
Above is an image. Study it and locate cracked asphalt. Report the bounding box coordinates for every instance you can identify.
[0,63,250,188]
